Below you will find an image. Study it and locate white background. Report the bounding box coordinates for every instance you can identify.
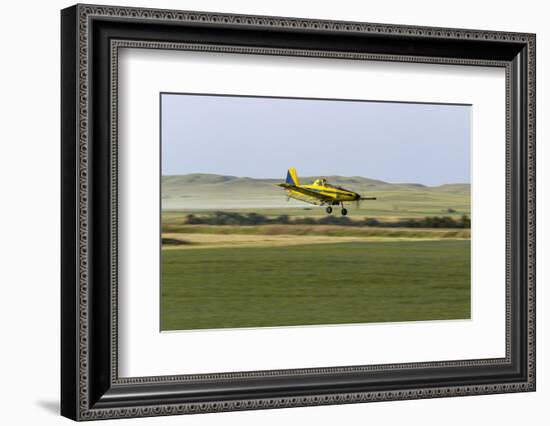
[0,0,547,425]
[119,50,506,376]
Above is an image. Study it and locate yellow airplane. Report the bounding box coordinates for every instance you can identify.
[277,167,376,215]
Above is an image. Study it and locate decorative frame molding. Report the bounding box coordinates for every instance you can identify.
[61,4,535,421]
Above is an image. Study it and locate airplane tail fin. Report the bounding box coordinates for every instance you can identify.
[285,168,300,186]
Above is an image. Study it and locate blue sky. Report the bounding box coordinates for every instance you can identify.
[161,93,471,186]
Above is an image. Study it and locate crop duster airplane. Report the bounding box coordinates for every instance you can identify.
[277,168,376,215]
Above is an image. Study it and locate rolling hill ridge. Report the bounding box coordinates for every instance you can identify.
[162,173,470,197]
[161,173,470,217]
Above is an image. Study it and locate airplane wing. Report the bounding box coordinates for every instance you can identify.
[277,183,333,202]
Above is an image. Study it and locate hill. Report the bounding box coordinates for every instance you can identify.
[161,173,470,217]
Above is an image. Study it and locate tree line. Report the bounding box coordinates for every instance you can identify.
[184,211,471,228]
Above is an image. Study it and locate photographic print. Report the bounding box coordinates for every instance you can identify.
[160,93,472,331]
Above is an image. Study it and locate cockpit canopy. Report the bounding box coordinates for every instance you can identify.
[313,178,328,186]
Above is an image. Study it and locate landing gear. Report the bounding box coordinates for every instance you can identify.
[325,204,347,215]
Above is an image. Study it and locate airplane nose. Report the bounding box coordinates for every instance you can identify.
[354,193,361,200]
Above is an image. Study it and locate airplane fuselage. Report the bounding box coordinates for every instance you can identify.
[285,180,359,205]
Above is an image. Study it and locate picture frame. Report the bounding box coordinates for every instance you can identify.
[61,3,536,421]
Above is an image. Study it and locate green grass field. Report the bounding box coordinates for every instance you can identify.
[161,240,471,330]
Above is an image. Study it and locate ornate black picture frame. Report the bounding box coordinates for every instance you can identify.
[61,4,536,421]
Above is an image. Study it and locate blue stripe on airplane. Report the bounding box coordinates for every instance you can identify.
[286,171,293,184]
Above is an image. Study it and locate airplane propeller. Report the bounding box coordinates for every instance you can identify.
[355,195,376,209]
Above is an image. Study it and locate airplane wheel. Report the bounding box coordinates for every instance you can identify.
[326,206,333,214]
[341,208,348,216]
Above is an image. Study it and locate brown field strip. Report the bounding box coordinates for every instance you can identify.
[162,230,470,250]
